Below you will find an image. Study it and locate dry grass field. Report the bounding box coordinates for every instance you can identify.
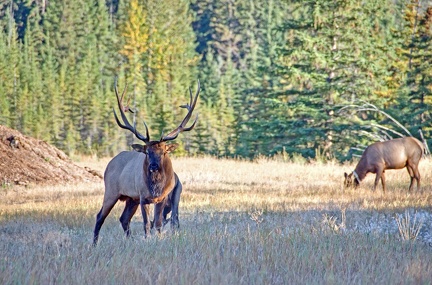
[1,155,432,284]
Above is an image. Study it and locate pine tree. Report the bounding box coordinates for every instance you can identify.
[40,33,61,145]
[401,3,432,137]
[233,0,289,158]
[192,0,249,155]
[0,26,11,125]
[1,3,22,130]
[120,0,148,93]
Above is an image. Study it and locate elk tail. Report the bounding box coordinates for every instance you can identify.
[418,128,429,157]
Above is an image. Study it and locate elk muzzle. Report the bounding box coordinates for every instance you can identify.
[149,163,160,173]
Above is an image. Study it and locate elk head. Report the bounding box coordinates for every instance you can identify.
[113,81,200,198]
[343,172,359,189]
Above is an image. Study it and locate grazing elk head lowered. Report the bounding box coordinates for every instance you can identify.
[344,137,424,193]
[93,80,200,245]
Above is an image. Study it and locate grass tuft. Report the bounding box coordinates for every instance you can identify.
[394,209,424,241]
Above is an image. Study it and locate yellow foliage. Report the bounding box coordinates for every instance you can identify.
[120,0,149,60]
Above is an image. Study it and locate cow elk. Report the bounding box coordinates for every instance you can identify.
[344,137,424,193]
[93,81,199,245]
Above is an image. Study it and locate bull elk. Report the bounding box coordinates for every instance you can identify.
[93,81,200,245]
[344,137,424,193]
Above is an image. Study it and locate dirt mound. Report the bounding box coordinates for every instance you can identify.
[0,125,102,186]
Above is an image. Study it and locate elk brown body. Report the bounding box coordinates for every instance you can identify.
[344,137,424,193]
[93,81,199,245]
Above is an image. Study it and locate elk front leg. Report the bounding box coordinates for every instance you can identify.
[380,171,386,194]
[154,199,168,233]
[93,198,119,246]
[140,201,151,237]
[374,168,385,193]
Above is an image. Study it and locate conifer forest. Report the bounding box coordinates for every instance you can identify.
[0,0,431,161]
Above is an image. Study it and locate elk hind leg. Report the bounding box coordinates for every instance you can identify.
[407,163,421,191]
[406,165,415,191]
[119,198,139,237]
[414,165,421,191]
[170,175,182,231]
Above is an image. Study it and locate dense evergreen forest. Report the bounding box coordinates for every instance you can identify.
[0,0,431,161]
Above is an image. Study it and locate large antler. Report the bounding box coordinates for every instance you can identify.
[161,80,200,142]
[113,81,150,143]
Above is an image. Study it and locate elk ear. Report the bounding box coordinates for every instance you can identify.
[165,143,179,153]
[344,172,348,178]
[131,144,146,153]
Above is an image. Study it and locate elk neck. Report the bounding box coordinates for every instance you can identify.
[352,170,360,183]
[352,166,367,182]
[143,152,174,199]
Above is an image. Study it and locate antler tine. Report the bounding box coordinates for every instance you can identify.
[113,81,150,143]
[161,80,200,142]
[121,82,135,113]
[182,114,198,132]
[142,121,150,142]
[187,79,200,110]
[125,96,134,113]
[115,80,135,113]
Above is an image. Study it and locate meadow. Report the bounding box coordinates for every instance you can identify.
[1,155,432,284]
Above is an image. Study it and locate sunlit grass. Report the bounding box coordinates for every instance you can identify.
[1,156,432,284]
